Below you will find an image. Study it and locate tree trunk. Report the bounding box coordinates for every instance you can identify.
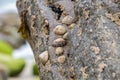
[16,0,120,80]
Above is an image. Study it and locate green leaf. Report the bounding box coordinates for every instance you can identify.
[0,40,13,55]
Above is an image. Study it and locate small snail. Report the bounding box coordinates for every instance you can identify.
[53,25,67,35]
[55,47,64,55]
[52,38,67,47]
[62,15,74,25]
[39,51,49,65]
[57,55,66,63]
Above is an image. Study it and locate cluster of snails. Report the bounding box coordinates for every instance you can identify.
[38,14,75,65]
[52,25,67,63]
[52,15,75,64]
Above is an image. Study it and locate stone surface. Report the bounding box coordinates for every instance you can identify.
[17,0,120,80]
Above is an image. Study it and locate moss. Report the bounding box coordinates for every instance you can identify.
[0,54,25,76]
[33,64,39,75]
[0,40,13,55]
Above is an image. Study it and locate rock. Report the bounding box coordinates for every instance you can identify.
[52,38,67,47]
[90,46,100,54]
[53,25,67,35]
[39,51,49,65]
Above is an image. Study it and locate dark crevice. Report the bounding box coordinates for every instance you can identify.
[41,19,49,36]
[49,4,63,20]
[41,19,50,50]
[71,0,76,2]
[67,53,70,57]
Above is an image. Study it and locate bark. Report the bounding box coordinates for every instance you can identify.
[16,0,120,80]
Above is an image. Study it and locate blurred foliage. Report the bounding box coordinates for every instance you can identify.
[0,54,25,76]
[33,64,39,75]
[34,76,40,80]
[0,40,13,55]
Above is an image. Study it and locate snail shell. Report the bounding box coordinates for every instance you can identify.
[62,15,74,25]
[53,25,67,35]
[57,55,66,63]
[39,51,49,65]
[63,32,69,40]
[68,23,76,29]
[55,47,64,55]
[52,38,67,47]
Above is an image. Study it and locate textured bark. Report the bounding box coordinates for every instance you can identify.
[16,0,120,80]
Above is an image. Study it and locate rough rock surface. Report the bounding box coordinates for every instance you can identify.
[16,0,120,80]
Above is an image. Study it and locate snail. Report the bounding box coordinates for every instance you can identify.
[62,15,74,25]
[55,47,64,55]
[53,25,67,35]
[39,51,49,65]
[57,55,66,63]
[52,38,67,47]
